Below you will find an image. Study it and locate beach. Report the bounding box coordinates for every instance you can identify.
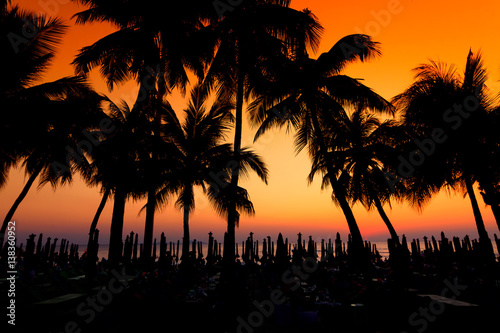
[2,231,499,332]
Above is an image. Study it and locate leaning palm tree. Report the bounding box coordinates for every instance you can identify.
[251,34,392,259]
[392,50,496,252]
[0,85,103,248]
[0,1,105,247]
[309,107,402,243]
[205,0,323,263]
[158,83,268,260]
[475,105,500,232]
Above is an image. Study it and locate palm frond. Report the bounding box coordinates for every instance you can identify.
[324,75,394,115]
[239,147,269,184]
[316,34,381,74]
[72,28,142,89]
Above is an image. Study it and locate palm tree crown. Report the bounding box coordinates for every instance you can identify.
[392,50,495,247]
[0,2,104,247]
[251,34,392,258]
[308,106,402,242]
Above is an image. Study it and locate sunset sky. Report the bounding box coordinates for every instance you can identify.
[2,0,500,246]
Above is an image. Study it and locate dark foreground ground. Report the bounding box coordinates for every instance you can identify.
[4,251,500,333]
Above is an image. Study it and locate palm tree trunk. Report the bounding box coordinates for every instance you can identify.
[309,108,364,250]
[142,87,163,263]
[0,165,43,247]
[224,56,245,265]
[465,176,495,262]
[373,196,400,243]
[87,188,110,252]
[465,176,489,240]
[334,185,364,247]
[143,189,156,262]
[490,204,500,232]
[108,188,126,267]
[182,206,190,260]
[479,184,500,232]
[86,188,109,277]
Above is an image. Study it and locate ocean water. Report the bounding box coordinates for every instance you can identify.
[90,241,389,261]
[88,240,500,261]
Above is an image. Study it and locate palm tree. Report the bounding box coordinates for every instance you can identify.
[205,0,323,263]
[0,84,103,247]
[87,100,158,267]
[251,34,392,259]
[158,82,268,260]
[0,1,105,247]
[72,0,213,93]
[392,50,496,251]
[72,0,215,261]
[308,107,402,243]
[164,83,233,260]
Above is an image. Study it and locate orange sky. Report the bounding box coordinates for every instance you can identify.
[2,0,500,246]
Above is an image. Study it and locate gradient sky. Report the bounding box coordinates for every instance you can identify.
[3,0,500,246]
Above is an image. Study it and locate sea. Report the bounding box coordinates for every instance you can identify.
[86,240,499,261]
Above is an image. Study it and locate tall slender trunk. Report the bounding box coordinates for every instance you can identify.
[0,165,43,247]
[465,176,489,240]
[182,206,190,260]
[87,188,110,252]
[334,186,364,247]
[142,86,163,262]
[490,204,500,232]
[224,55,245,265]
[86,189,108,277]
[465,176,495,262]
[309,107,364,250]
[108,188,126,267]
[143,189,155,262]
[478,183,500,232]
[373,196,400,243]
